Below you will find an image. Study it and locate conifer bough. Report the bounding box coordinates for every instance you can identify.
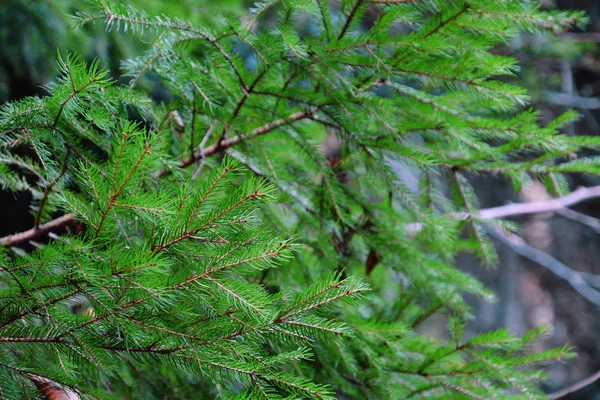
[0,0,595,399]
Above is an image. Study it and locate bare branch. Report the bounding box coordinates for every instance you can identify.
[544,91,600,109]
[0,214,76,247]
[549,369,600,399]
[556,207,600,234]
[192,122,216,180]
[479,185,600,220]
[486,226,600,307]
[29,375,81,400]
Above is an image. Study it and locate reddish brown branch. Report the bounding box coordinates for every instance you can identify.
[158,108,316,177]
[0,214,76,247]
[29,375,81,400]
[338,0,362,40]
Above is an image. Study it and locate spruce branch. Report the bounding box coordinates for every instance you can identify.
[214,69,268,152]
[94,140,152,242]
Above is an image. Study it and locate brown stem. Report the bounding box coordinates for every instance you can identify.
[338,1,362,40]
[34,150,70,228]
[157,108,317,177]
[190,92,197,158]
[214,70,267,152]
[0,214,76,247]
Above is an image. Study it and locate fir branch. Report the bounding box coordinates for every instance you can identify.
[451,170,496,265]
[215,69,268,152]
[168,250,282,290]
[94,140,152,242]
[423,3,470,40]
[21,128,48,171]
[315,0,332,38]
[0,287,82,329]
[246,0,283,30]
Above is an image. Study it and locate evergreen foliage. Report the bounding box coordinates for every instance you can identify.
[0,0,594,398]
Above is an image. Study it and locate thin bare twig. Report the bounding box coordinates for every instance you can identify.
[0,214,76,247]
[404,185,600,235]
[556,207,600,234]
[192,122,216,180]
[549,369,600,399]
[544,91,600,110]
[486,226,600,307]
[479,185,600,220]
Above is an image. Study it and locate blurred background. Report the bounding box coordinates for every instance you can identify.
[1,0,600,398]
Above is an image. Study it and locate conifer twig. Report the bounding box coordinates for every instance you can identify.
[34,150,70,228]
[338,1,362,40]
[2,1,590,398]
[157,108,317,177]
